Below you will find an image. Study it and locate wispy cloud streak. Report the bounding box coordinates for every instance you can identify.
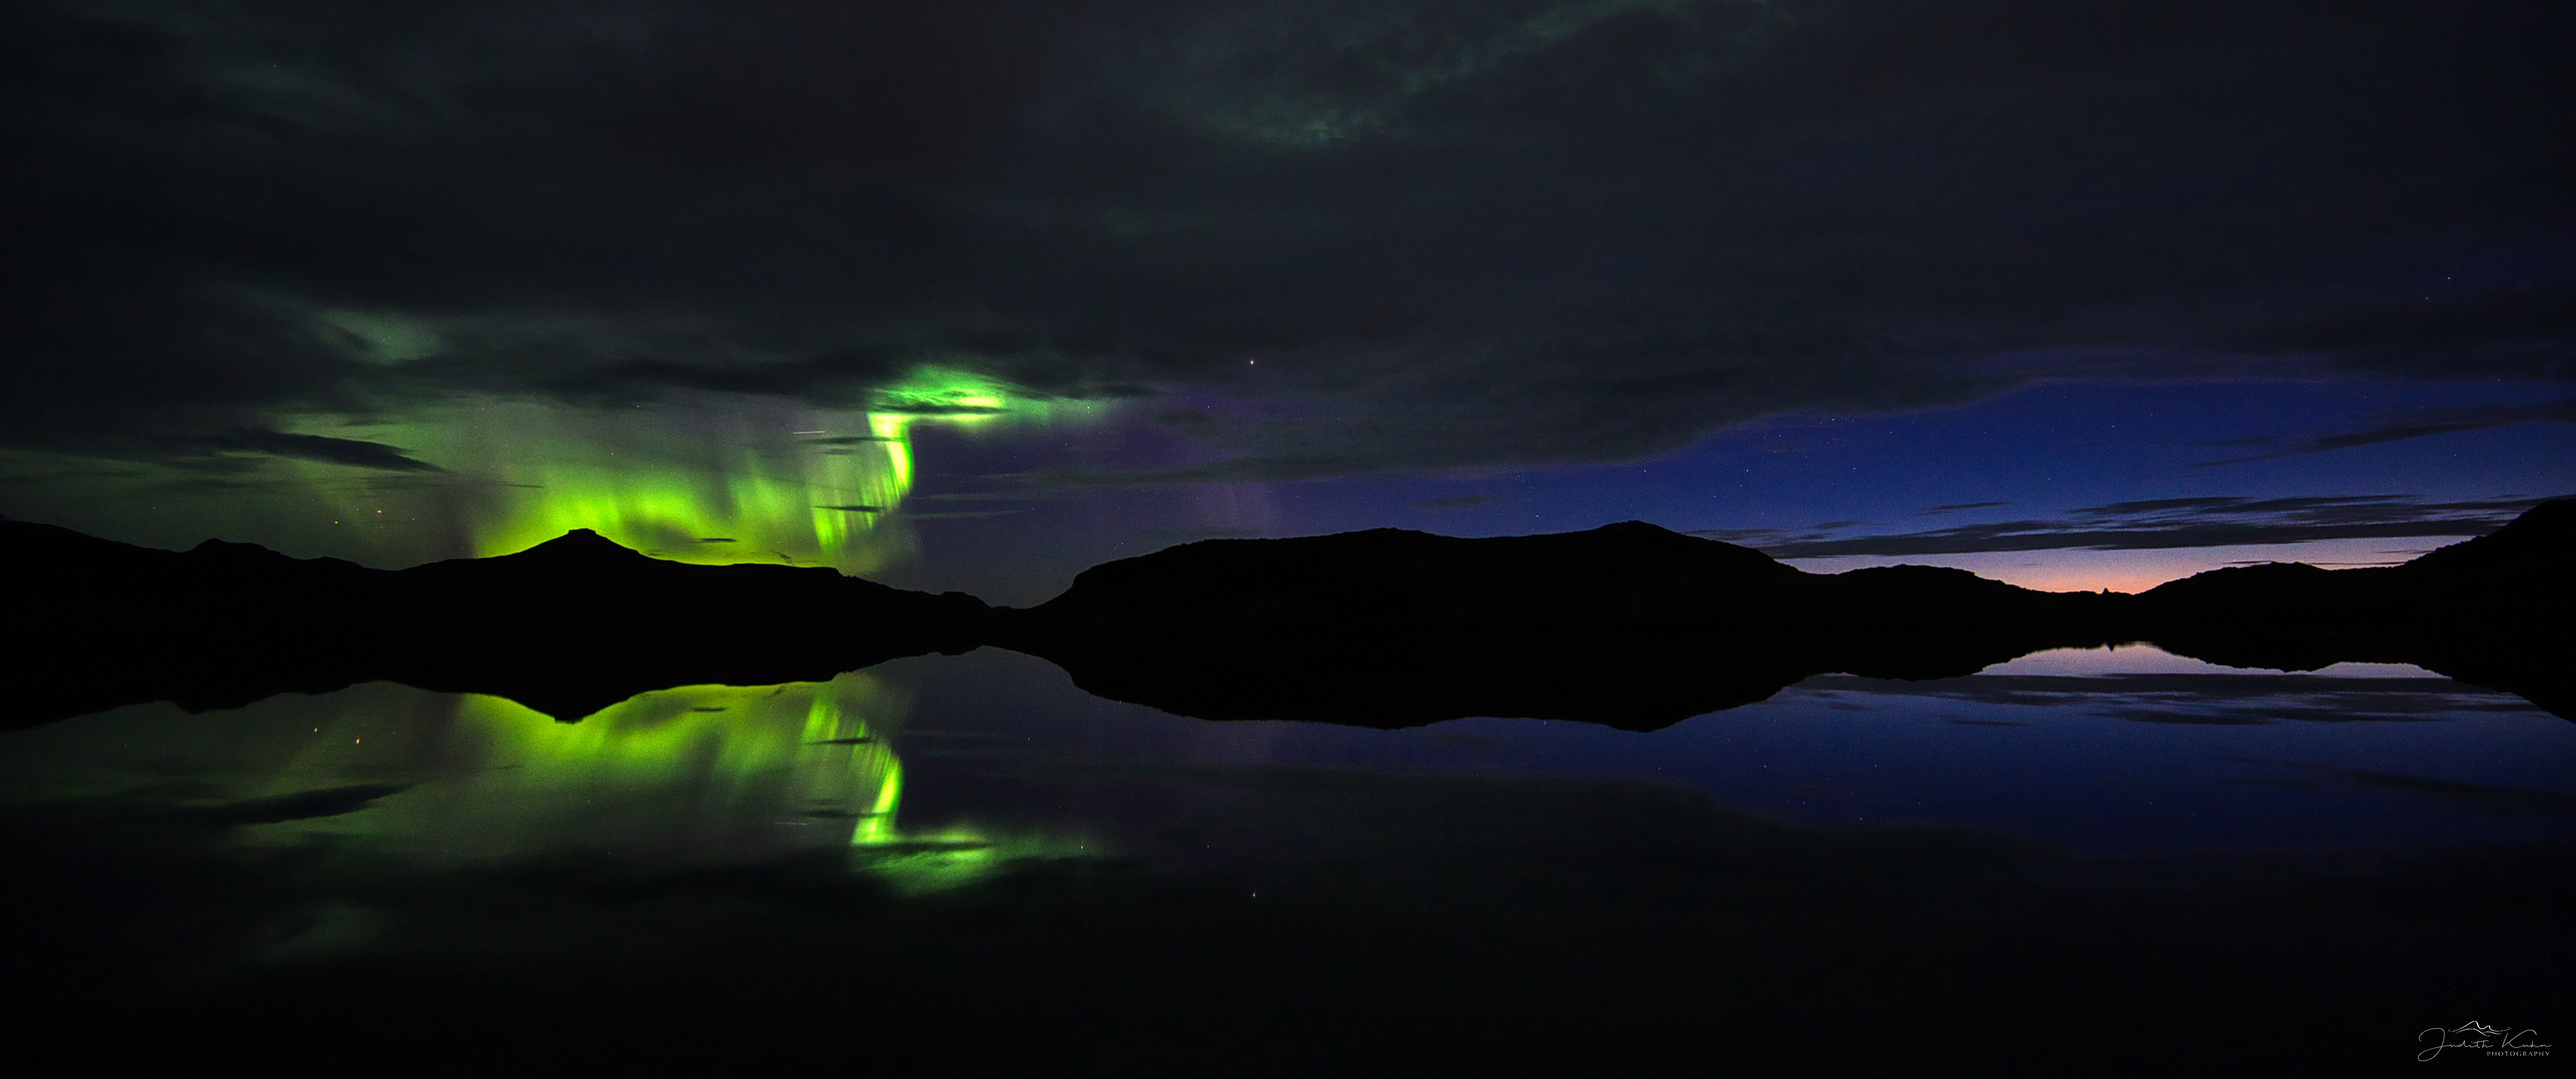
[2197,399,2576,466]
[1702,496,2552,558]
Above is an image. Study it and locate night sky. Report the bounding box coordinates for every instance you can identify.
[5,0,2570,604]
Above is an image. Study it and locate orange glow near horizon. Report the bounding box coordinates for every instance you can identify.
[1784,534,2478,593]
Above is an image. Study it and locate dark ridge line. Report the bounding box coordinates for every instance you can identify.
[3,500,2568,730]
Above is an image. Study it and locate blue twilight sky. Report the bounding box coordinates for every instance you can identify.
[882,376,2573,602]
[1,1,2569,604]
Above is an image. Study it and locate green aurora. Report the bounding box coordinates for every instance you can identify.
[0,366,1102,574]
[379,368,1087,573]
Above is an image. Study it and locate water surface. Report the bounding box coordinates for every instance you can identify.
[4,644,2568,1072]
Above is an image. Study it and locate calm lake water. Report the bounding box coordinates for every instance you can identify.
[5,644,2569,1072]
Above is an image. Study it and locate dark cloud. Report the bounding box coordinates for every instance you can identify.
[2309,400,2576,450]
[199,430,445,473]
[2073,497,2271,517]
[1721,495,2556,558]
[2196,398,2576,466]
[3,0,2571,477]
[1922,502,2009,515]
[2256,285,2576,382]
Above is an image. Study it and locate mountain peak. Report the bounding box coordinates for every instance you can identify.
[514,529,650,561]
[184,537,290,557]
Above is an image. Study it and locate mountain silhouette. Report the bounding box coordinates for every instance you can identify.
[2134,498,2572,714]
[984,521,2128,728]
[3,522,987,727]
[5,499,2566,730]
[989,500,2573,727]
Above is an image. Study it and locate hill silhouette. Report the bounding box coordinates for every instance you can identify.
[2,522,987,728]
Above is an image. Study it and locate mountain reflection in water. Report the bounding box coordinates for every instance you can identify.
[6,643,2571,863]
[0,673,1019,886]
[4,643,2572,1073]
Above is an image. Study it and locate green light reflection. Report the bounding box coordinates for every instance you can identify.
[0,672,1047,889]
[380,675,1032,887]
[246,675,966,863]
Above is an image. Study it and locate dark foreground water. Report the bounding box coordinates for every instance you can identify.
[3,645,2567,1073]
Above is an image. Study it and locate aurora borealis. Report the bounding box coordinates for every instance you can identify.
[1,1,2570,592]
[5,5,2573,1067]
